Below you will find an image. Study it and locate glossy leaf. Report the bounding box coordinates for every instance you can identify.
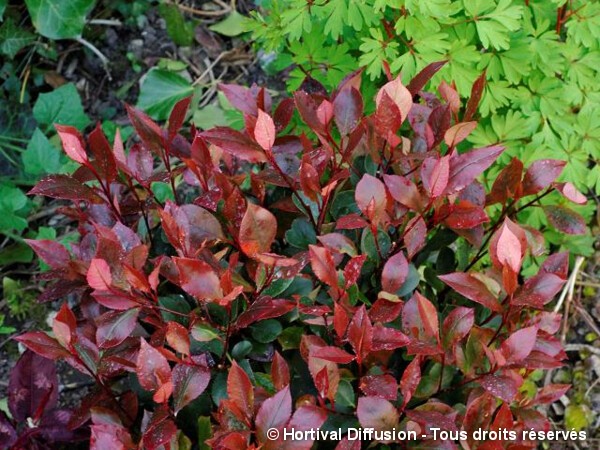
[239,203,277,255]
[543,205,587,235]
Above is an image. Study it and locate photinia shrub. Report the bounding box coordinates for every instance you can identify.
[17,63,586,449]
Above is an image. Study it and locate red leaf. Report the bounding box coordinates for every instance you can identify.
[555,182,586,204]
[522,159,566,196]
[201,127,267,162]
[442,307,475,349]
[174,257,223,300]
[487,158,523,205]
[166,321,190,355]
[543,205,587,235]
[136,339,172,401]
[381,251,408,293]
[87,258,113,291]
[347,306,373,362]
[14,332,70,360]
[29,174,100,202]
[495,220,523,273]
[25,239,70,269]
[142,408,177,450]
[335,213,369,230]
[376,76,412,122]
[0,412,16,448]
[372,324,410,351]
[384,174,423,211]
[533,384,570,405]
[235,296,296,329]
[88,123,118,183]
[500,326,537,364]
[438,273,501,312]
[283,405,328,450]
[294,91,326,134]
[439,80,460,114]
[400,356,421,407]
[255,386,292,445]
[311,346,355,364]
[479,371,522,403]
[271,351,290,391]
[273,98,295,132]
[540,252,569,280]
[125,104,164,157]
[255,109,276,151]
[344,254,366,288]
[52,303,77,348]
[360,374,398,400]
[463,71,486,122]
[96,309,140,349]
[239,202,277,255]
[91,423,135,450]
[407,60,447,95]
[402,292,441,355]
[374,90,403,137]
[161,202,224,255]
[309,244,338,288]
[227,361,254,424]
[446,145,505,195]
[441,200,489,229]
[168,96,191,141]
[421,156,449,198]
[9,350,59,422]
[55,124,88,164]
[300,157,321,201]
[369,298,403,323]
[355,174,387,223]
[219,83,257,116]
[172,358,210,413]
[333,87,363,135]
[404,216,427,259]
[357,396,399,432]
[93,291,139,310]
[444,121,477,148]
[512,273,565,309]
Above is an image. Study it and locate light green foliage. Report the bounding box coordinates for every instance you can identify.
[0,184,29,233]
[209,11,247,37]
[247,0,600,255]
[24,0,95,40]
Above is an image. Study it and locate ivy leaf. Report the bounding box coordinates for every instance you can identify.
[0,18,35,58]
[33,83,90,131]
[137,69,194,121]
[22,128,62,176]
[25,0,95,40]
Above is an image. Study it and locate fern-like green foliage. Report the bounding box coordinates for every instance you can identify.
[245,0,598,256]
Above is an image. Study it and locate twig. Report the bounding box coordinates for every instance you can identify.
[574,304,600,337]
[74,37,111,80]
[575,280,600,288]
[564,344,600,356]
[88,19,122,26]
[192,52,227,86]
[167,0,231,17]
[554,256,584,314]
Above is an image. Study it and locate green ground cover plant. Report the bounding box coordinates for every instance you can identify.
[245,0,599,257]
[6,65,589,448]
